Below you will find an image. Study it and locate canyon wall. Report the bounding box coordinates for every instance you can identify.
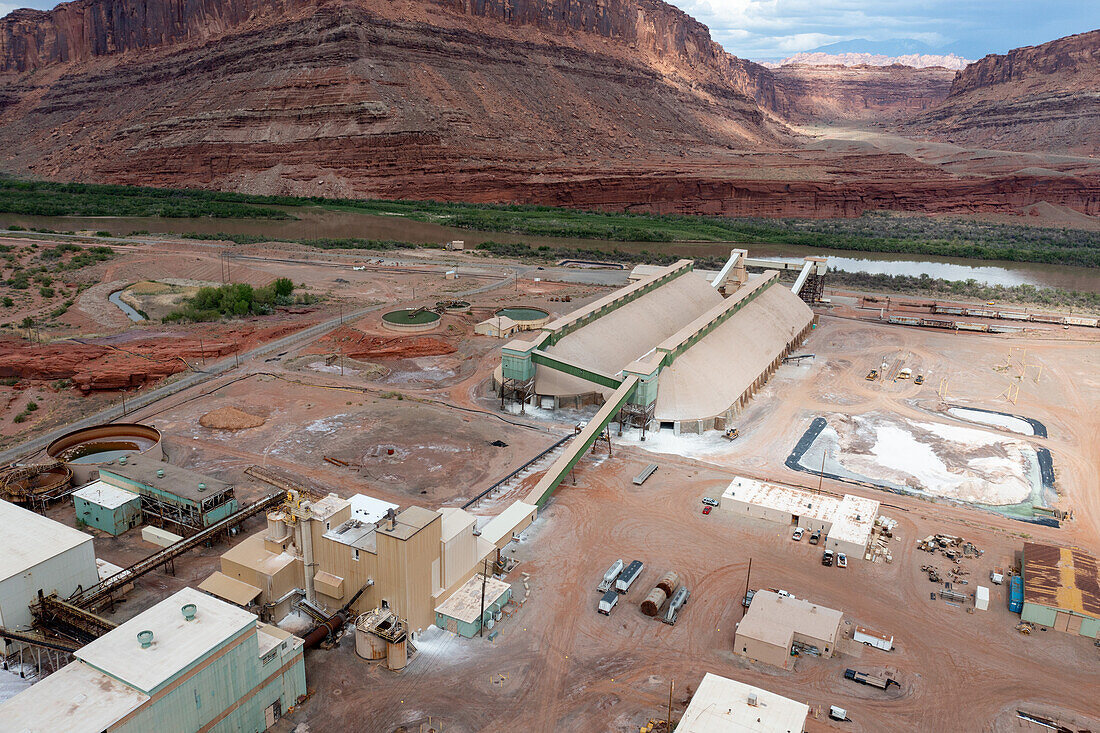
[905,30,1100,155]
[771,64,955,122]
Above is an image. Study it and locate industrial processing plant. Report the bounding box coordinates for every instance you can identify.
[0,225,1097,733]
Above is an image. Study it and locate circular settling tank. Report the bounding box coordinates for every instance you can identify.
[495,306,550,330]
[1,465,72,505]
[381,308,441,333]
[47,423,163,484]
[437,300,470,313]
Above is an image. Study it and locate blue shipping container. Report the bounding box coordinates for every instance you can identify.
[1009,576,1024,613]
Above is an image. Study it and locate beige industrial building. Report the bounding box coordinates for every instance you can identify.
[207,491,498,632]
[679,672,808,733]
[735,591,843,669]
[475,315,519,338]
[496,252,819,433]
[720,476,879,558]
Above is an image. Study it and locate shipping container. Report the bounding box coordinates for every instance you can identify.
[615,560,644,593]
[1065,316,1100,327]
[1009,575,1024,613]
[598,589,618,615]
[965,309,996,318]
[1029,314,1065,324]
[1000,312,1028,321]
[934,306,965,315]
[956,322,989,332]
[887,316,921,326]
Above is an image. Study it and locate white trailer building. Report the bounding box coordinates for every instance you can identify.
[853,625,894,651]
[0,499,99,652]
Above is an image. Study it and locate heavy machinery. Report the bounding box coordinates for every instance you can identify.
[866,369,879,381]
[722,428,740,441]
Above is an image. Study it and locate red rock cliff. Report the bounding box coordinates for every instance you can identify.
[949,29,1100,95]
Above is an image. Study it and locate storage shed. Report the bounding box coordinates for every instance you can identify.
[73,480,142,536]
[435,573,512,637]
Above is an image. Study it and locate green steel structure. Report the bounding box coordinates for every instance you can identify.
[72,481,142,536]
[99,455,239,533]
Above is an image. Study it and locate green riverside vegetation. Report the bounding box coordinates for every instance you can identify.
[164,277,305,322]
[0,178,1097,267]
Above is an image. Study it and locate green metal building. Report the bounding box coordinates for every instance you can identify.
[0,586,307,732]
[98,455,239,533]
[435,573,513,638]
[72,480,142,536]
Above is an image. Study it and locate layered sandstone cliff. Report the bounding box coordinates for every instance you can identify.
[770,64,955,123]
[904,30,1100,155]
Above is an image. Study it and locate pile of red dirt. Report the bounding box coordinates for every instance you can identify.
[310,326,456,359]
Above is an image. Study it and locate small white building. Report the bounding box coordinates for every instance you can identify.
[678,672,808,732]
[720,477,879,558]
[0,499,99,652]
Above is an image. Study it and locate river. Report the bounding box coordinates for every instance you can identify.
[3,208,1098,293]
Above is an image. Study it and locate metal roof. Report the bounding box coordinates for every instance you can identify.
[348,493,398,525]
[99,455,231,503]
[76,587,256,694]
[376,506,440,541]
[199,571,263,607]
[737,591,843,647]
[1022,543,1100,619]
[435,574,511,624]
[0,498,94,583]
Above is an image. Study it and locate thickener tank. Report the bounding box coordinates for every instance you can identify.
[46,423,162,485]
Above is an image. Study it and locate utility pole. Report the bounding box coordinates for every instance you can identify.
[479,557,489,638]
[817,450,827,492]
[667,679,674,731]
[742,557,752,619]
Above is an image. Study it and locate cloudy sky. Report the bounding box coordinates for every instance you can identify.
[0,0,1094,61]
[667,0,1098,60]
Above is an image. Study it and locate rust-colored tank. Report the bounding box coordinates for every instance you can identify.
[656,571,680,597]
[641,587,667,617]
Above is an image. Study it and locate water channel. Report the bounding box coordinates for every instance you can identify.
[3,208,1097,292]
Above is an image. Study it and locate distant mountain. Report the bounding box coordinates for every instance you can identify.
[767,52,973,70]
[806,38,979,60]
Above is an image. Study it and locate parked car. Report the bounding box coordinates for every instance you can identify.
[809,529,821,545]
[822,549,834,566]
[742,589,756,608]
[792,527,805,541]
[837,553,848,568]
[701,497,719,507]
[702,506,712,515]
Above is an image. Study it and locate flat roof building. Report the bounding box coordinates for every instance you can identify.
[73,480,142,536]
[1020,542,1100,638]
[0,499,99,652]
[678,672,808,732]
[98,455,238,532]
[434,573,512,638]
[720,477,879,558]
[0,587,306,732]
[735,591,843,670]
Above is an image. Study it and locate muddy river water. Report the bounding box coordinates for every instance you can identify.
[4,208,1098,292]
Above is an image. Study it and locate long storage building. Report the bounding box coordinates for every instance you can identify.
[1020,542,1100,638]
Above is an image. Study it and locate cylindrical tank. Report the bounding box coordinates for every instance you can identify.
[641,587,667,617]
[387,638,407,670]
[656,571,680,597]
[354,624,387,660]
[1,464,72,504]
[266,513,288,543]
[46,423,162,485]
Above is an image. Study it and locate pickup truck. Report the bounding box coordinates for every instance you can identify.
[822,549,834,567]
[809,529,821,545]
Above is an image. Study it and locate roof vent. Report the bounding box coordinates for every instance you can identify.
[119,456,127,465]
[156,469,165,478]
[198,483,207,492]
[747,692,758,707]
[182,603,197,622]
[137,630,154,649]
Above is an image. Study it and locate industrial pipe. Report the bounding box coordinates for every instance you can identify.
[302,580,373,650]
